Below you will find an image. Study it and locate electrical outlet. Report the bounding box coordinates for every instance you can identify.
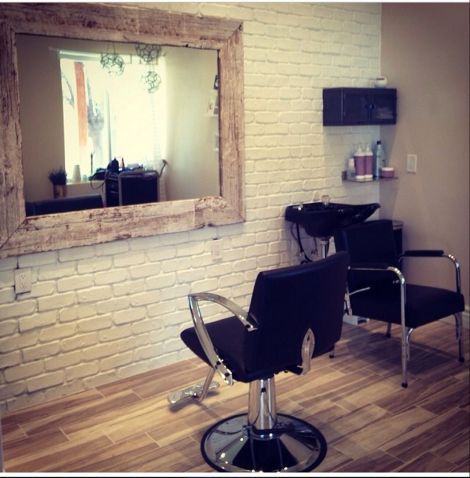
[211,238,223,261]
[15,269,32,294]
[407,154,418,173]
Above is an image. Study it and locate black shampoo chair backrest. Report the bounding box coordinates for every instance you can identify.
[334,220,399,291]
[245,251,349,375]
[334,219,398,266]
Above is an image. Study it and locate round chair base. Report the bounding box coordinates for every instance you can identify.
[201,413,327,472]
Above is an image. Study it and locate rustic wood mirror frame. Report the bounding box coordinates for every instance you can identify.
[0,3,244,258]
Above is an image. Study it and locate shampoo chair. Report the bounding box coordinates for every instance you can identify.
[334,219,465,387]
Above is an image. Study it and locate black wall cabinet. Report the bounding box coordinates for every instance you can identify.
[323,87,397,126]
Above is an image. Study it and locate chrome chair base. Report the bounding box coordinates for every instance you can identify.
[168,380,219,405]
[201,413,327,472]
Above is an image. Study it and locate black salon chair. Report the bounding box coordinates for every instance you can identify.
[169,252,349,472]
[334,219,465,388]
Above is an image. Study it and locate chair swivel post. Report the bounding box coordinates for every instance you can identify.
[248,378,277,432]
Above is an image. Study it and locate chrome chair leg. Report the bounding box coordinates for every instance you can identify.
[401,326,413,388]
[455,312,464,362]
[385,322,392,338]
[201,376,327,472]
[168,367,219,405]
[199,367,219,401]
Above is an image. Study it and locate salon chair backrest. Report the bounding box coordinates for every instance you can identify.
[244,252,349,375]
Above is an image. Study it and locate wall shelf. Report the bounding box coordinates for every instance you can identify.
[341,171,398,182]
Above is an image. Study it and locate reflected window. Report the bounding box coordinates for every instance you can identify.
[59,51,167,180]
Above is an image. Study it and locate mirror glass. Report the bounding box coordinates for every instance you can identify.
[16,34,220,215]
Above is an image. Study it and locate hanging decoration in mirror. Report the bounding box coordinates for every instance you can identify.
[141,71,161,93]
[100,51,125,75]
[135,43,162,64]
[135,43,163,94]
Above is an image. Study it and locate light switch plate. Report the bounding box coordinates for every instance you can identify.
[211,238,223,261]
[15,269,32,294]
[407,154,418,173]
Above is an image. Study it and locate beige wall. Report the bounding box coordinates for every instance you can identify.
[16,35,65,202]
[380,3,469,305]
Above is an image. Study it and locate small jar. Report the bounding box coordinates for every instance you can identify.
[381,166,395,178]
[374,76,388,87]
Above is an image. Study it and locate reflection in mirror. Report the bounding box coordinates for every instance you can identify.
[16,34,220,215]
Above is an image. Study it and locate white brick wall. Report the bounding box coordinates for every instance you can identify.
[0,2,381,412]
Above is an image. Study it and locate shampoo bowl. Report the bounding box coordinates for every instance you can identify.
[285,201,380,239]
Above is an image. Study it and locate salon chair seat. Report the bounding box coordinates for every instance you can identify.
[334,219,465,387]
[169,252,349,472]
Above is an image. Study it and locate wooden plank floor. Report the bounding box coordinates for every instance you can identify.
[2,320,469,473]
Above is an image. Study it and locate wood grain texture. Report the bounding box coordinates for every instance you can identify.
[0,3,245,258]
[2,320,469,473]
[0,22,25,248]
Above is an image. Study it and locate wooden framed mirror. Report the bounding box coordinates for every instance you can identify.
[0,3,244,258]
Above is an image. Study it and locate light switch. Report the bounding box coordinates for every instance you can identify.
[15,269,32,294]
[211,238,223,261]
[407,154,418,173]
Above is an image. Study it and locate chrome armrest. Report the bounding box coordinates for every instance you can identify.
[349,265,406,328]
[187,293,257,386]
[400,251,461,293]
[349,265,406,289]
[348,265,405,291]
[350,264,404,277]
[189,292,258,331]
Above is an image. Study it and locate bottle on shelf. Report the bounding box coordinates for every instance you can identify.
[346,157,356,180]
[354,145,366,181]
[374,140,385,179]
[364,144,373,181]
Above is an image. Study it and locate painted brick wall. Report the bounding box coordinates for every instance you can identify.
[0,2,381,412]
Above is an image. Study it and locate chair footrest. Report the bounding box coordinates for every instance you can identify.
[168,380,220,404]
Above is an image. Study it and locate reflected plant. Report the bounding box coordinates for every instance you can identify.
[48,167,67,185]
